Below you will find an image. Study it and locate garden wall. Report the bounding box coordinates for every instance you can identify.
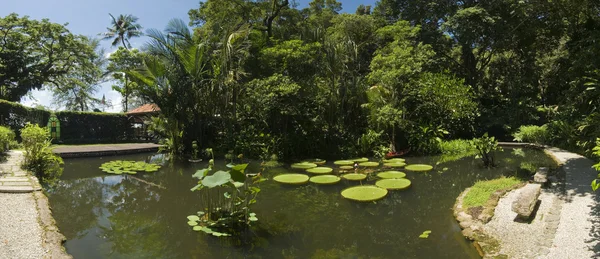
[0,100,134,144]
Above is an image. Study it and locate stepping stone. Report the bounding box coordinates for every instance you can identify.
[512,183,542,219]
[0,186,38,193]
[0,177,29,182]
[1,181,32,186]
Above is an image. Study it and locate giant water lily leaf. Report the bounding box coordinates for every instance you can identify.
[342,173,367,181]
[376,178,411,190]
[383,162,406,168]
[273,174,310,184]
[351,158,369,162]
[309,175,341,185]
[334,160,354,166]
[306,167,333,174]
[303,159,326,165]
[341,185,388,202]
[405,164,433,172]
[359,161,379,167]
[339,165,353,170]
[382,158,406,163]
[201,171,231,188]
[377,171,406,179]
[291,162,317,169]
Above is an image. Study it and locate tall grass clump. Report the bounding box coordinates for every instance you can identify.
[512,125,548,144]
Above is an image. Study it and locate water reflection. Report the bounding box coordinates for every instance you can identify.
[47,148,555,258]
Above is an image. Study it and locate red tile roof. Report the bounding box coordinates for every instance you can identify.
[126,103,161,115]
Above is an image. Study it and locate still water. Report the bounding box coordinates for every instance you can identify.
[46,148,554,259]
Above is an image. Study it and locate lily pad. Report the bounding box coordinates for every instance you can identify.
[187,221,199,226]
[306,167,333,174]
[341,185,388,202]
[351,157,369,162]
[359,161,379,167]
[376,178,411,190]
[383,158,406,163]
[405,164,434,172]
[303,159,326,165]
[383,162,406,168]
[334,160,354,166]
[309,175,341,185]
[273,174,310,185]
[342,173,367,181]
[99,160,161,175]
[339,165,354,170]
[377,171,406,179]
[201,171,231,188]
[187,215,200,221]
[291,162,318,169]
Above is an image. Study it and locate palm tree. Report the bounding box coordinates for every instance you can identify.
[101,14,143,49]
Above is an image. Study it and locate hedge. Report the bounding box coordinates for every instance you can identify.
[0,99,136,144]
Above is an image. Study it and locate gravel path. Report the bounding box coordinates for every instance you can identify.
[0,193,46,259]
[540,147,598,259]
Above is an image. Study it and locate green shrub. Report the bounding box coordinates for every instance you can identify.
[438,139,478,162]
[512,125,548,144]
[0,126,15,153]
[20,124,63,184]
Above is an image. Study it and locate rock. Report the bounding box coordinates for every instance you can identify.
[460,220,473,229]
[457,212,472,222]
[534,167,549,184]
[511,183,541,219]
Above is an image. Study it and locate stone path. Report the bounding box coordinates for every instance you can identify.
[0,151,71,258]
[483,146,600,258]
[52,143,161,158]
[0,151,42,193]
[540,147,599,259]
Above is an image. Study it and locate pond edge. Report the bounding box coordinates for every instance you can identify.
[33,191,72,258]
[453,142,563,258]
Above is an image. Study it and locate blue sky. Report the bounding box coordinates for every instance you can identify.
[2,0,376,112]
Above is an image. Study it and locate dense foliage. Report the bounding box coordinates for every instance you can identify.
[20,124,63,184]
[0,126,15,154]
[3,1,600,160]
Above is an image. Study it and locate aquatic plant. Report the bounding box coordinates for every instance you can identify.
[471,133,502,167]
[334,160,354,166]
[405,164,433,172]
[341,185,388,201]
[99,160,161,174]
[291,162,317,169]
[341,173,367,181]
[383,162,406,168]
[306,167,333,174]
[419,230,432,239]
[377,171,406,179]
[188,150,265,237]
[273,174,310,184]
[309,175,341,185]
[359,161,379,167]
[376,178,411,190]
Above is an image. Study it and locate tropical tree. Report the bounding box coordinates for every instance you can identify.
[101,14,143,50]
[107,47,145,111]
[0,13,93,101]
[52,37,106,111]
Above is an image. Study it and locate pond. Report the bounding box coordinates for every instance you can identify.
[46,148,554,259]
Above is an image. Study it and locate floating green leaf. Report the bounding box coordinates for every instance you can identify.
[383,162,406,168]
[359,161,379,167]
[339,165,354,170]
[351,157,369,162]
[187,221,198,226]
[377,171,406,179]
[291,162,318,169]
[309,175,341,185]
[306,167,333,174]
[334,160,354,166]
[187,215,200,221]
[419,230,432,239]
[382,158,406,163]
[303,159,326,165]
[341,185,388,202]
[405,164,434,172]
[249,216,258,222]
[342,173,367,181]
[376,178,411,190]
[273,174,310,184]
[99,160,161,175]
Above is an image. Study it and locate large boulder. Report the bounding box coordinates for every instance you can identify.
[511,183,541,219]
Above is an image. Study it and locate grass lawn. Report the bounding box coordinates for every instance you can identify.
[463,177,522,208]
